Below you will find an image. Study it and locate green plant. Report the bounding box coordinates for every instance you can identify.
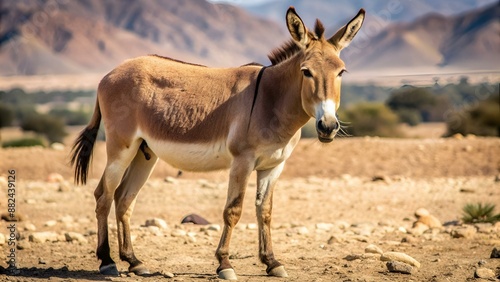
[462,203,500,224]
[2,137,45,148]
[339,103,403,137]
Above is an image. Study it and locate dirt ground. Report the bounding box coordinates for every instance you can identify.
[0,134,499,281]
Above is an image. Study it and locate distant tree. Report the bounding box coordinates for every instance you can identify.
[339,103,403,137]
[0,102,14,128]
[20,113,67,143]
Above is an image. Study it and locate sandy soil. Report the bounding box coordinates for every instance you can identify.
[0,136,499,281]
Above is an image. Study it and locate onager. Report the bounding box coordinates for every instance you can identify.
[71,7,365,280]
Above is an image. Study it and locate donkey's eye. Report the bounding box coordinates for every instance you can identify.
[301,67,313,78]
[338,69,347,77]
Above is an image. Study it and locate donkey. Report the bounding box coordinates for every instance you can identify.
[71,7,364,280]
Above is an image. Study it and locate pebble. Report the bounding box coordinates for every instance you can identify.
[145,218,168,229]
[247,223,258,230]
[0,233,5,246]
[50,142,65,151]
[181,214,210,225]
[44,220,58,227]
[474,223,494,234]
[410,221,429,236]
[365,244,383,255]
[164,176,178,184]
[474,267,495,279]
[171,229,187,237]
[47,173,64,183]
[381,252,421,268]
[490,247,500,258]
[416,215,441,228]
[17,241,31,250]
[386,261,413,274]
[295,226,309,235]
[64,232,88,243]
[315,223,333,231]
[29,231,60,243]
[207,224,221,232]
[450,226,476,239]
[23,223,37,231]
[161,270,175,278]
[58,181,72,192]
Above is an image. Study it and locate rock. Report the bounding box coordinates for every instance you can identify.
[1,212,24,222]
[207,224,221,232]
[416,215,441,228]
[50,142,65,151]
[23,223,37,231]
[344,254,362,261]
[29,231,60,243]
[145,218,168,229]
[164,176,178,184]
[59,215,74,224]
[386,261,413,274]
[414,208,430,218]
[410,221,429,236]
[450,226,476,239]
[452,133,464,139]
[327,235,344,244]
[474,267,495,279]
[58,181,72,192]
[490,247,500,259]
[64,232,88,243]
[247,223,258,230]
[381,252,420,268]
[295,226,309,235]
[0,233,5,246]
[495,175,500,182]
[47,173,64,183]
[161,270,175,278]
[171,229,187,237]
[371,175,386,182]
[365,244,383,255]
[315,223,333,231]
[44,220,57,227]
[17,241,31,250]
[181,214,210,225]
[474,223,494,234]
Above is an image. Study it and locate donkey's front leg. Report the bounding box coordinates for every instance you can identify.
[216,155,253,280]
[256,162,288,277]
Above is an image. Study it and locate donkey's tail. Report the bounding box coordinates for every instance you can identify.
[70,97,102,185]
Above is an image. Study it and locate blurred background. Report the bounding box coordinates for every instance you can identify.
[0,0,499,147]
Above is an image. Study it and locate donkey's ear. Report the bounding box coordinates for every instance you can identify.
[286,6,310,47]
[328,9,365,53]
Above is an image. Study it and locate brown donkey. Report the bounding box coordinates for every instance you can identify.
[71,7,364,280]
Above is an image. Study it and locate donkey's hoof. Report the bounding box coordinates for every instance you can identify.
[218,268,238,280]
[99,264,119,276]
[129,264,150,275]
[268,265,288,277]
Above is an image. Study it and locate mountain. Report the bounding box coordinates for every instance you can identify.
[347,3,500,71]
[0,0,287,76]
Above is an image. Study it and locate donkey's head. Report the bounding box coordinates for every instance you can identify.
[286,7,365,143]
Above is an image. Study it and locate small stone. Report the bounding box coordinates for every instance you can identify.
[17,241,31,250]
[416,215,441,228]
[490,247,500,258]
[1,212,24,222]
[474,223,494,234]
[450,226,476,239]
[474,267,495,279]
[50,142,65,151]
[171,229,187,237]
[327,235,344,244]
[0,233,5,246]
[47,173,64,183]
[29,231,60,243]
[23,223,37,231]
[315,223,333,231]
[64,232,88,243]
[295,226,309,235]
[44,220,57,227]
[344,254,362,261]
[386,261,413,274]
[145,218,168,229]
[365,244,383,255]
[477,259,487,266]
[58,181,72,192]
[59,215,74,224]
[181,214,210,225]
[495,175,500,182]
[164,176,178,184]
[410,221,429,236]
[207,224,221,232]
[161,270,175,278]
[38,258,46,264]
[414,208,430,218]
[381,252,420,268]
[247,223,258,230]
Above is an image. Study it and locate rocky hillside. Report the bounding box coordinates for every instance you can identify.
[0,0,287,75]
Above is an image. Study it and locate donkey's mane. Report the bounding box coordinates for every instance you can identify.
[268,19,326,66]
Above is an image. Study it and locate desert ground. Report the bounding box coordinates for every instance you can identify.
[0,125,499,281]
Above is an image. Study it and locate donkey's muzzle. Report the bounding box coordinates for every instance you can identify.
[316,119,339,143]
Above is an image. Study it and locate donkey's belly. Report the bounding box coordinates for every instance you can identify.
[145,138,233,171]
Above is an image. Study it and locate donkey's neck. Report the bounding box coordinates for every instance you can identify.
[258,53,311,141]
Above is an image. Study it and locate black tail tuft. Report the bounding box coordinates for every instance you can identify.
[70,125,99,185]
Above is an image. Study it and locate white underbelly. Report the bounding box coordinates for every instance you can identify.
[144,138,233,172]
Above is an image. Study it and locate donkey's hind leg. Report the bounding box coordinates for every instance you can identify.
[95,139,142,275]
[114,144,158,275]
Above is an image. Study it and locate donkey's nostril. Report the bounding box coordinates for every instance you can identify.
[332,121,340,131]
[317,120,327,132]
